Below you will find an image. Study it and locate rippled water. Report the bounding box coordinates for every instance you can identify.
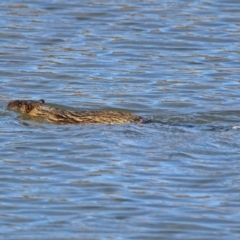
[1,0,240,239]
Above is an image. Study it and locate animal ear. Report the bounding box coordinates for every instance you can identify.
[39,99,45,103]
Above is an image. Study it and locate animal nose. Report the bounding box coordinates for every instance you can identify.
[7,101,14,108]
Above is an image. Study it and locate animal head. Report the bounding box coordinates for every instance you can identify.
[7,99,45,114]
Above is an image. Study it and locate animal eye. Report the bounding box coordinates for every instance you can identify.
[17,101,22,107]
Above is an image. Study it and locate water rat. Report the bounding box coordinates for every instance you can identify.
[7,99,149,124]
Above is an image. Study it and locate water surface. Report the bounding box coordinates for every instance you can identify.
[1,0,240,239]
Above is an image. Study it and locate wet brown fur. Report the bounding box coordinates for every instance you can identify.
[7,99,149,124]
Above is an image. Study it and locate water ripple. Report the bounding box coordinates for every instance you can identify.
[1,0,240,239]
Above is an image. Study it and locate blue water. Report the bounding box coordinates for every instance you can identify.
[1,0,240,239]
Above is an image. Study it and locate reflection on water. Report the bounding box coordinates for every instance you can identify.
[1,0,240,239]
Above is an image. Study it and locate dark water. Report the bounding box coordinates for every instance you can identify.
[1,0,240,239]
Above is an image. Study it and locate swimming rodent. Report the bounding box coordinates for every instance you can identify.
[7,99,149,124]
